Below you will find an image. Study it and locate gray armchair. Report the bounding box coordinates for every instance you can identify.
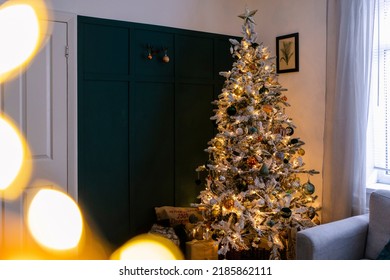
[296,189,390,259]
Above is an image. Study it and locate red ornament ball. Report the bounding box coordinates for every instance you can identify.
[247,157,258,166]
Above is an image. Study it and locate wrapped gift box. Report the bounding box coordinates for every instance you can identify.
[186,240,218,260]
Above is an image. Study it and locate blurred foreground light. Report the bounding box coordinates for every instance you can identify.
[111,233,184,260]
[27,189,83,251]
[0,115,31,199]
[0,0,51,82]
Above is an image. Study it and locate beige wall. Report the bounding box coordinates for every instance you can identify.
[255,0,327,208]
[49,0,258,36]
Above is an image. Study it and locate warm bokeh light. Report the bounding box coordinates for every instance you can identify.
[0,115,31,199]
[27,189,83,251]
[111,233,184,260]
[0,117,23,189]
[0,0,51,82]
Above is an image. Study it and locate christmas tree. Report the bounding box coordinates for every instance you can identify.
[193,9,320,260]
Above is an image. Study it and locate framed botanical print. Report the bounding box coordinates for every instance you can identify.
[276,33,299,73]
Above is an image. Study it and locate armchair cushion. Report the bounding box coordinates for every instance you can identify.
[296,214,369,260]
[365,190,390,259]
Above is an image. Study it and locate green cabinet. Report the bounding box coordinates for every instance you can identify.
[78,80,130,246]
[78,16,237,248]
[130,82,175,234]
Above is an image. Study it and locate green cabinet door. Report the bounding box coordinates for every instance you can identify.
[78,80,130,248]
[130,82,175,235]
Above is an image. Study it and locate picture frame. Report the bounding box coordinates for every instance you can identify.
[276,33,299,73]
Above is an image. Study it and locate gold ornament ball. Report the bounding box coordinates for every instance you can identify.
[215,139,223,149]
[212,206,221,217]
[233,87,242,95]
[223,198,234,210]
[163,55,170,63]
[298,148,306,156]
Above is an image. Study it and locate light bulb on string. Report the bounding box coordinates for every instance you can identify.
[0,0,52,83]
[0,115,32,199]
[111,233,183,260]
[27,188,84,251]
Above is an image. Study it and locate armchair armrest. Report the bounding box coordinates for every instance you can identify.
[296,214,369,259]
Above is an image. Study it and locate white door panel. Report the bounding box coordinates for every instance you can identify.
[2,22,68,189]
[0,20,69,254]
[2,69,26,131]
[26,21,68,189]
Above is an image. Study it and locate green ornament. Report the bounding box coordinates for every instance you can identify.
[308,206,316,219]
[259,164,269,176]
[249,127,257,134]
[259,86,269,94]
[303,181,315,195]
[267,220,275,227]
[227,106,237,116]
[280,207,292,218]
[237,181,247,192]
[285,126,294,136]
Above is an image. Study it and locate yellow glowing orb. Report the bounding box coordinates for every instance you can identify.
[27,189,83,251]
[0,117,23,190]
[111,233,184,260]
[0,115,31,198]
[0,0,51,82]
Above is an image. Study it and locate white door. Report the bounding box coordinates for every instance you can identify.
[0,20,70,255]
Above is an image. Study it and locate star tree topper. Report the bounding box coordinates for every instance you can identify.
[238,8,258,24]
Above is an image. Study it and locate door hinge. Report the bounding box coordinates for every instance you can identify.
[65,45,69,58]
